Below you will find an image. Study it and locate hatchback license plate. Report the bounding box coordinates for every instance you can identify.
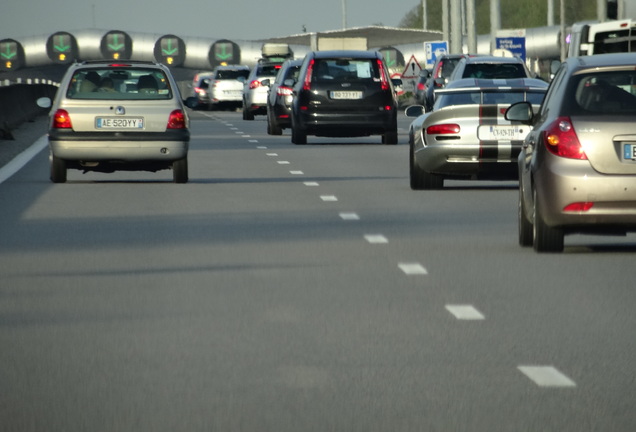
[96,117,144,129]
[623,143,636,161]
[330,91,363,100]
[478,125,528,141]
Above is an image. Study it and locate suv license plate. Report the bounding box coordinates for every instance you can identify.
[330,91,363,100]
[623,143,636,161]
[96,117,144,129]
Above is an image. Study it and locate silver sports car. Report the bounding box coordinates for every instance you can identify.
[406,78,548,189]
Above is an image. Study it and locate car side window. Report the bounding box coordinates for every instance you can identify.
[538,64,567,120]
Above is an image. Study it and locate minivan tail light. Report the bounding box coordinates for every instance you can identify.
[377,59,389,91]
[249,80,261,90]
[304,59,315,91]
[427,123,460,134]
[544,117,587,160]
[167,109,186,129]
[53,109,72,129]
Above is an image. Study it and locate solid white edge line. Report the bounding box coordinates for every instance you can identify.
[518,366,576,387]
[0,135,48,184]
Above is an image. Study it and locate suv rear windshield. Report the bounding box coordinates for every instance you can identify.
[67,68,172,100]
[215,69,250,80]
[569,71,636,114]
[312,59,381,83]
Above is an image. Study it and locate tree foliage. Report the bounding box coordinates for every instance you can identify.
[400,0,598,33]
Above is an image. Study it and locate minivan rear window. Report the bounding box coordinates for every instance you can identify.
[67,68,172,100]
[312,59,380,82]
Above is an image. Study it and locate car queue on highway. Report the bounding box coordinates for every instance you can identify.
[35,42,636,254]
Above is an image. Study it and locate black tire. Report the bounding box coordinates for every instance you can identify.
[50,155,67,183]
[173,158,188,184]
[243,107,254,121]
[409,142,442,189]
[382,128,398,145]
[291,117,307,144]
[533,189,564,252]
[267,110,282,135]
[518,186,533,247]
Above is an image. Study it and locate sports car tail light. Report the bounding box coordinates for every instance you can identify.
[377,59,389,91]
[303,59,315,91]
[53,109,72,129]
[427,123,460,134]
[249,80,261,90]
[544,117,587,160]
[167,109,186,129]
[563,202,594,212]
[277,86,293,96]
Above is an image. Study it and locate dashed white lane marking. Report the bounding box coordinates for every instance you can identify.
[304,181,319,186]
[230,127,238,130]
[234,131,244,134]
[339,212,360,220]
[290,170,304,175]
[364,234,388,244]
[518,366,576,388]
[277,161,290,165]
[266,153,278,156]
[242,135,251,138]
[250,140,259,143]
[398,263,428,275]
[445,305,485,320]
[320,195,338,202]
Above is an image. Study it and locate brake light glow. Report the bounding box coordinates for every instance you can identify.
[304,59,315,91]
[53,109,72,129]
[563,202,594,212]
[427,123,460,134]
[377,59,389,91]
[417,82,426,91]
[167,109,186,129]
[109,64,131,67]
[544,117,587,160]
[194,87,205,95]
[249,80,261,90]
[277,86,293,96]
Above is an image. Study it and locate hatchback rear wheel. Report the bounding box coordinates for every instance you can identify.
[533,189,564,252]
[518,187,533,247]
[50,155,67,183]
[173,158,188,184]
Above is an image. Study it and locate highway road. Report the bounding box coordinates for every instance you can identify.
[1,109,636,431]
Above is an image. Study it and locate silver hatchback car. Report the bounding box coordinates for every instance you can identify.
[507,53,636,252]
[45,60,190,183]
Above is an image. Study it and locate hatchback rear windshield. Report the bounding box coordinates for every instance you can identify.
[568,71,636,115]
[462,63,527,79]
[312,59,382,83]
[67,68,172,100]
[436,90,545,109]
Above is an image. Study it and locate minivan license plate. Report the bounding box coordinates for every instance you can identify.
[96,117,144,129]
[330,91,363,100]
[623,143,636,161]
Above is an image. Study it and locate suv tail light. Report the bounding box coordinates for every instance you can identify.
[249,80,261,90]
[303,59,315,91]
[167,109,186,129]
[277,86,293,96]
[543,117,587,160]
[427,123,460,134]
[53,109,72,129]
[376,59,389,91]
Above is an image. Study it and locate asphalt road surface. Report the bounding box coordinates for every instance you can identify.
[1,109,636,431]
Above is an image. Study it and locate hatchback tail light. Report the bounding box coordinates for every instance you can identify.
[427,123,460,135]
[277,86,293,96]
[249,80,261,90]
[53,109,72,129]
[167,109,186,129]
[377,59,389,91]
[303,59,315,91]
[543,117,587,160]
[563,202,594,212]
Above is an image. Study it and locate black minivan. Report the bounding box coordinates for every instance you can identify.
[290,50,401,145]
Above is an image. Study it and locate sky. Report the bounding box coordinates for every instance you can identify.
[1,0,414,41]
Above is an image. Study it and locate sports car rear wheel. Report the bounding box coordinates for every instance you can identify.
[410,142,442,189]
